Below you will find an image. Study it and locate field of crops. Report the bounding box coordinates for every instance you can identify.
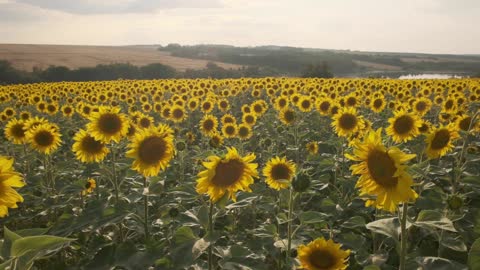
[0,78,479,270]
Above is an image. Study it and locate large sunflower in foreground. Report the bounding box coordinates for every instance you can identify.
[196,147,258,202]
[425,124,460,159]
[297,237,350,270]
[331,107,363,137]
[5,119,27,144]
[72,129,109,163]
[126,125,175,177]
[386,110,422,143]
[0,156,25,217]
[263,156,296,190]
[346,128,417,212]
[87,106,129,143]
[25,123,62,155]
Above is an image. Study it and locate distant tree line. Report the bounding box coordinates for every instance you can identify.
[0,60,281,85]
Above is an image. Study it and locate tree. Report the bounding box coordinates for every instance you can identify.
[302,61,334,78]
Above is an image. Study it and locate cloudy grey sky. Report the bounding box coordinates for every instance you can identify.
[0,0,479,54]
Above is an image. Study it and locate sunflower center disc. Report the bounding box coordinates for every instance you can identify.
[271,164,291,180]
[416,102,426,111]
[98,113,122,135]
[367,149,398,189]
[339,114,357,130]
[393,115,414,135]
[373,99,383,108]
[35,131,54,146]
[459,117,471,131]
[431,129,451,150]
[138,136,166,165]
[12,124,25,138]
[320,101,330,112]
[309,249,336,269]
[172,108,184,119]
[211,159,245,187]
[81,136,104,154]
[203,120,214,131]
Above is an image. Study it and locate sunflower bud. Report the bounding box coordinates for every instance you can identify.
[176,141,186,152]
[292,173,310,193]
[447,194,464,210]
[169,207,179,218]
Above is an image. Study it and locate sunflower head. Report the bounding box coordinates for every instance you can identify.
[331,107,363,137]
[306,141,319,155]
[126,125,175,177]
[200,114,218,137]
[87,107,129,144]
[72,129,109,163]
[26,123,62,155]
[346,128,417,212]
[5,119,27,144]
[0,156,25,217]
[196,147,258,202]
[425,124,460,159]
[297,238,350,270]
[263,157,296,190]
[82,178,97,196]
[386,110,422,143]
[279,108,296,126]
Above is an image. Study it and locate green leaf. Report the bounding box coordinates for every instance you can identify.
[441,235,467,252]
[192,238,210,260]
[468,238,480,270]
[197,205,209,229]
[299,211,329,224]
[366,218,403,241]
[341,216,366,229]
[363,266,381,270]
[11,235,74,257]
[15,228,50,237]
[2,226,21,259]
[415,210,457,232]
[415,256,467,270]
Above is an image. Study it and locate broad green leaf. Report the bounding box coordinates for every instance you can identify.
[192,238,210,260]
[1,227,21,259]
[469,238,480,270]
[441,235,467,252]
[366,218,401,240]
[15,228,50,237]
[341,216,366,229]
[299,211,329,224]
[415,256,467,270]
[11,235,74,257]
[415,210,457,232]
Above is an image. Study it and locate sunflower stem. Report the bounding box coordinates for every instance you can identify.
[208,200,214,270]
[23,144,30,175]
[111,146,124,242]
[143,176,149,242]
[399,202,408,270]
[287,187,294,261]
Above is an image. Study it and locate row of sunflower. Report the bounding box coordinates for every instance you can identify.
[0,77,479,269]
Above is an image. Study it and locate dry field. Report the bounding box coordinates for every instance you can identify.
[0,44,242,71]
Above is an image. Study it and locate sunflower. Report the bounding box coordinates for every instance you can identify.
[263,157,296,190]
[221,114,237,125]
[386,110,422,143]
[137,114,154,129]
[412,97,432,116]
[61,105,75,117]
[456,114,476,132]
[306,141,319,155]
[418,120,432,134]
[72,129,109,163]
[82,178,96,196]
[346,128,418,212]
[126,125,175,177]
[217,99,230,112]
[237,124,252,140]
[298,96,313,112]
[201,100,214,113]
[26,123,62,155]
[200,114,218,137]
[331,107,363,137]
[23,116,48,132]
[316,98,333,115]
[209,132,224,148]
[425,124,460,159]
[196,147,258,202]
[370,96,386,113]
[19,111,31,121]
[170,105,187,123]
[279,107,296,126]
[0,156,25,217]
[274,97,289,111]
[222,123,237,139]
[297,237,350,270]
[5,119,27,144]
[87,107,129,143]
[242,113,257,127]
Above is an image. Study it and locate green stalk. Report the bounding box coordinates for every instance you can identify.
[399,203,408,270]
[208,201,214,270]
[144,176,149,242]
[287,187,294,259]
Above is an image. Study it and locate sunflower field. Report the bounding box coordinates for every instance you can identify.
[0,78,479,270]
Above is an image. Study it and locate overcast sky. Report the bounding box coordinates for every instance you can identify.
[0,0,479,54]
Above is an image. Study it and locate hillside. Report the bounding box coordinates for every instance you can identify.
[0,44,242,72]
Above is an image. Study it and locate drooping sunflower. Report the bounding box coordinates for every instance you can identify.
[26,123,62,155]
[72,129,109,163]
[331,107,363,137]
[306,141,319,155]
[0,156,25,217]
[297,237,350,270]
[126,125,175,177]
[82,178,96,196]
[209,132,224,148]
[86,106,129,144]
[279,107,296,126]
[170,105,187,123]
[222,123,237,139]
[237,124,252,140]
[263,156,296,190]
[386,110,422,143]
[425,124,460,159]
[199,114,218,137]
[196,147,258,202]
[456,114,476,132]
[346,128,418,212]
[5,119,27,144]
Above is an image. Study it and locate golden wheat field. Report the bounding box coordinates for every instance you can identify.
[0,78,479,270]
